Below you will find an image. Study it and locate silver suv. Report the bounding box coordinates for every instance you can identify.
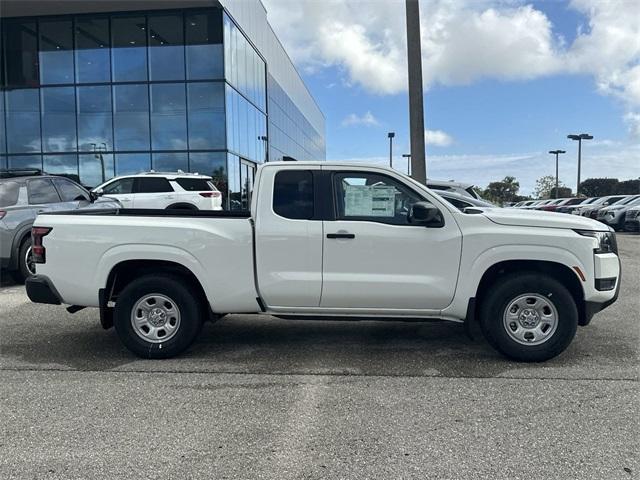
[0,169,119,281]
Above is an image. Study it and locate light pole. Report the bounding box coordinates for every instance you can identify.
[548,150,566,198]
[402,154,411,175]
[388,132,395,169]
[567,133,593,196]
[405,0,427,183]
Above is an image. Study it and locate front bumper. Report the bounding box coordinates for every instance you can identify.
[581,255,621,326]
[25,275,62,305]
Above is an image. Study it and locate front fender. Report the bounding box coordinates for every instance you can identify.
[442,244,586,319]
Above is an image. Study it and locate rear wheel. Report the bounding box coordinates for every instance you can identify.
[479,273,578,362]
[114,274,204,358]
[16,237,35,283]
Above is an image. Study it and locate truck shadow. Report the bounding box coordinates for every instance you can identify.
[1,304,595,378]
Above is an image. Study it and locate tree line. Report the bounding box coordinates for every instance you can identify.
[477,176,640,205]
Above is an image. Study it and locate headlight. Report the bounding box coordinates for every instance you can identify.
[574,229,618,254]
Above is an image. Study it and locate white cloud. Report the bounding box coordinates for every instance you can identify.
[341,111,380,127]
[424,129,453,146]
[263,0,640,135]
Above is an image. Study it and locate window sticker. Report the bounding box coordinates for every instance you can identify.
[344,184,396,217]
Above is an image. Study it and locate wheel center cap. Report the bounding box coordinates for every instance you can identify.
[148,308,167,327]
[519,309,540,328]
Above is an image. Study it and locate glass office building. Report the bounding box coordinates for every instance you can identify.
[0,0,325,209]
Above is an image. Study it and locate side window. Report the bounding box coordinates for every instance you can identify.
[103,178,134,194]
[273,170,314,220]
[52,178,90,202]
[0,181,21,207]
[28,178,62,204]
[135,177,174,193]
[333,172,424,225]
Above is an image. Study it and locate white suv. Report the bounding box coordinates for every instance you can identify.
[92,172,222,210]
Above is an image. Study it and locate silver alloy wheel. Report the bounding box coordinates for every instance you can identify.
[502,293,558,346]
[130,294,181,343]
[25,246,36,276]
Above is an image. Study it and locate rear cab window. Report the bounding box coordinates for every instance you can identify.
[174,178,215,191]
[27,178,62,204]
[0,181,22,207]
[273,170,314,219]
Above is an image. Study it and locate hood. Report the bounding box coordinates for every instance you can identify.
[477,208,609,231]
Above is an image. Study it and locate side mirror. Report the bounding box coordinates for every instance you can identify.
[94,188,104,197]
[409,201,444,227]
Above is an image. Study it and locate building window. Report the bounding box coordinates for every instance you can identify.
[186,10,223,80]
[41,87,77,152]
[187,82,225,150]
[5,89,41,153]
[75,16,110,83]
[115,152,150,175]
[113,84,150,151]
[4,21,39,88]
[227,153,241,210]
[43,153,79,180]
[79,153,114,188]
[148,13,185,81]
[150,83,187,150]
[189,152,227,202]
[111,15,147,82]
[8,155,42,170]
[77,85,112,152]
[152,152,188,172]
[39,19,74,85]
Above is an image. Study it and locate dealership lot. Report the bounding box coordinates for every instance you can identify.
[0,234,638,479]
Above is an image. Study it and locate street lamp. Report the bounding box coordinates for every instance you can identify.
[402,154,411,175]
[567,133,593,195]
[388,132,395,169]
[548,150,566,198]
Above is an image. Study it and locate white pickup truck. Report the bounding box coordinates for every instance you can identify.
[26,162,620,362]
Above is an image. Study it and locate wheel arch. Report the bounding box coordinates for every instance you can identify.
[102,259,214,328]
[474,259,587,325]
[10,223,34,270]
[166,203,198,210]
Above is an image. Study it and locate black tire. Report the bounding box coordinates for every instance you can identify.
[16,237,34,283]
[114,274,204,359]
[479,273,578,362]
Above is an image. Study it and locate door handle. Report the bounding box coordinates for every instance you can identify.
[327,233,355,239]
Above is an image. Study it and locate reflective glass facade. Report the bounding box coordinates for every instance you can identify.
[1,4,325,209]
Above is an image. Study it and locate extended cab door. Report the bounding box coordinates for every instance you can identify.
[254,165,323,308]
[321,168,462,311]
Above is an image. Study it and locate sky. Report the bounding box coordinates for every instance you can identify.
[262,0,640,195]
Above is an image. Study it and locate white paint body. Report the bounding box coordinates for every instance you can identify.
[35,162,620,321]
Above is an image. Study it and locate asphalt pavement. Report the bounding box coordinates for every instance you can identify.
[0,234,638,479]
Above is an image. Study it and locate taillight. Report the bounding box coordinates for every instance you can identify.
[31,227,52,264]
[199,191,221,198]
[0,210,6,220]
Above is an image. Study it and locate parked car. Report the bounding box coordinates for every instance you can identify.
[575,195,629,218]
[541,197,584,213]
[557,197,598,214]
[597,195,640,230]
[512,200,535,208]
[0,169,120,281]
[92,171,223,210]
[27,162,620,363]
[624,206,640,232]
[522,199,553,209]
[434,190,497,210]
[536,198,567,211]
[426,179,480,199]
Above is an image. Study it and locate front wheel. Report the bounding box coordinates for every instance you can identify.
[114,274,204,358]
[479,273,578,362]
